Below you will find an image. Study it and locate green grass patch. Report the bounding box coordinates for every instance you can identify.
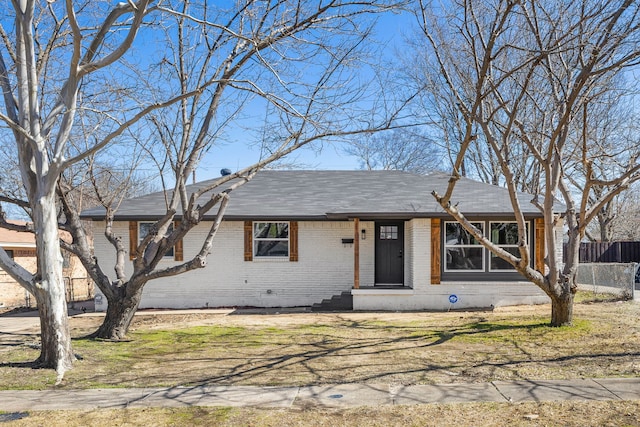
[574,290,626,303]
[73,326,249,357]
[137,326,246,343]
[451,318,592,344]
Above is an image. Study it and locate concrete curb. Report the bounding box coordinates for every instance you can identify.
[0,378,638,412]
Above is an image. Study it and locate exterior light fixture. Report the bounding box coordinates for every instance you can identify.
[361,229,366,240]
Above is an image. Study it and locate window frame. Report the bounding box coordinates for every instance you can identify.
[253,221,290,259]
[488,221,530,272]
[443,221,485,273]
[138,221,174,259]
[441,219,534,279]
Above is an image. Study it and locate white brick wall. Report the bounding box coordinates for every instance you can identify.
[91,217,560,311]
[404,220,413,287]
[555,216,565,269]
[358,221,375,286]
[408,218,430,289]
[354,217,559,310]
[353,281,549,310]
[93,220,367,310]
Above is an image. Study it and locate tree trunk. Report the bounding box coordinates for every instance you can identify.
[550,291,574,326]
[33,194,75,376]
[93,288,143,340]
[550,221,580,327]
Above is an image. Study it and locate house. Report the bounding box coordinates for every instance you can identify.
[0,222,92,309]
[82,170,563,312]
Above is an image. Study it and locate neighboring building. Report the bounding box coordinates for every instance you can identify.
[0,222,92,309]
[82,170,563,312]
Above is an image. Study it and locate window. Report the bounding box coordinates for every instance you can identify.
[139,221,174,258]
[444,222,484,271]
[254,222,289,258]
[379,225,398,240]
[440,220,533,279]
[490,222,529,271]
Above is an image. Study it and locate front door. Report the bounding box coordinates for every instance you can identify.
[375,221,404,284]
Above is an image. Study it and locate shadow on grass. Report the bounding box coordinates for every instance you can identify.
[0,360,42,369]
[4,315,637,389]
[0,412,29,422]
[0,331,40,339]
[69,317,636,389]
[184,322,637,386]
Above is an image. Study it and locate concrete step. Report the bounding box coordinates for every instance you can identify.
[311,291,353,312]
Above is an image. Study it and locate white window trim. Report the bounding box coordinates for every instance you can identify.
[488,221,529,272]
[253,221,290,259]
[139,221,174,259]
[443,221,485,273]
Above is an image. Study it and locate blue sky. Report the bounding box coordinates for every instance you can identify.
[192,9,416,182]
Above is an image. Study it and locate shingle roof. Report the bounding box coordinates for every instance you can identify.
[81,170,545,220]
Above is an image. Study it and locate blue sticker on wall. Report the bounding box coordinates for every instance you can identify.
[449,294,458,304]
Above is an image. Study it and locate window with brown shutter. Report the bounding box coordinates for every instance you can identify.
[131,221,181,261]
[129,221,138,260]
[289,221,298,262]
[244,221,253,261]
[174,220,183,262]
[244,221,298,261]
[534,218,545,273]
[431,218,441,284]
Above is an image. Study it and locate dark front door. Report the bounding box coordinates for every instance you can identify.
[375,221,404,284]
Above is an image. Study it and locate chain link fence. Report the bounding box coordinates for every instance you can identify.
[575,262,638,301]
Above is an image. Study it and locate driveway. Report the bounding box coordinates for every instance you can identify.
[0,310,40,348]
[0,300,95,345]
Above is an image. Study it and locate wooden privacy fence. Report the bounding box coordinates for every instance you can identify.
[563,241,640,263]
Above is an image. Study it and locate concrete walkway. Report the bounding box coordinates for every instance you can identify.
[0,378,639,411]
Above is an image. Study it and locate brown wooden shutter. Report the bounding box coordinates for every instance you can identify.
[129,221,138,261]
[174,220,184,261]
[535,218,545,273]
[289,221,298,262]
[431,218,441,284]
[244,221,253,261]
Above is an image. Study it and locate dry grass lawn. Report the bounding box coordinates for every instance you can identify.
[2,400,640,427]
[1,296,639,426]
[1,296,638,390]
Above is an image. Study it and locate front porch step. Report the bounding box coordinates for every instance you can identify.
[311,291,353,312]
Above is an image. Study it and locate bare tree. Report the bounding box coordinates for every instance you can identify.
[586,183,640,242]
[56,1,405,341]
[406,34,542,191]
[608,187,640,241]
[0,0,404,377]
[345,128,443,173]
[416,0,640,325]
[567,93,640,242]
[0,0,166,378]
